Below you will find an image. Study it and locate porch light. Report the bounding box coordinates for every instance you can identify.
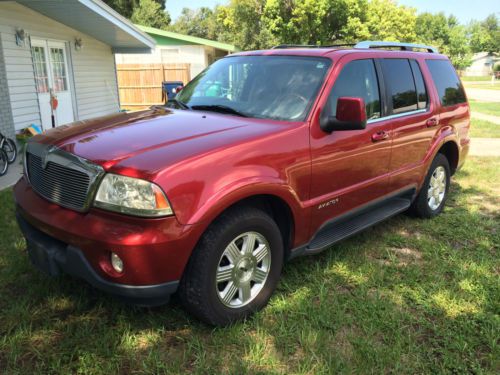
[15,28,26,46]
[75,37,83,51]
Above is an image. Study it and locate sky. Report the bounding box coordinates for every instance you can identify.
[166,0,499,24]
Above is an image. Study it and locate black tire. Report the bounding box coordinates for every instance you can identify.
[0,149,9,176]
[410,153,450,218]
[178,206,284,326]
[3,138,17,164]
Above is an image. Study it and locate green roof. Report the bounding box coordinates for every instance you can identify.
[136,25,236,52]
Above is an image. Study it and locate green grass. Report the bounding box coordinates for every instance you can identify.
[470,101,500,117]
[464,82,500,90]
[470,119,500,138]
[1,157,499,374]
[461,76,495,82]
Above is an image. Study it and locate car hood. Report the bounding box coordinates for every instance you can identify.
[33,108,287,178]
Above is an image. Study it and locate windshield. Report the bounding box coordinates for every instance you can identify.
[175,55,331,121]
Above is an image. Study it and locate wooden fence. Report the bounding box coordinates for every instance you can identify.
[116,63,191,110]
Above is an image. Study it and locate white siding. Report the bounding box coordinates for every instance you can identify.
[0,1,119,131]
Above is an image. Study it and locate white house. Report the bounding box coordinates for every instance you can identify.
[464,52,500,77]
[115,25,236,79]
[0,0,155,139]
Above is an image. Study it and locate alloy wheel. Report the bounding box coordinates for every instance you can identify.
[215,231,271,308]
[427,165,447,210]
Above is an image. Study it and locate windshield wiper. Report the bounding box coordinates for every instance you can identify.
[191,105,248,117]
[168,98,190,110]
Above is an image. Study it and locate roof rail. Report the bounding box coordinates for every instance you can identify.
[354,41,438,53]
[272,43,355,49]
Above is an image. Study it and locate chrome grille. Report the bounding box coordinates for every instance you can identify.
[25,142,104,212]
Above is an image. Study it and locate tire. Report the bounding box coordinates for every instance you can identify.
[410,153,450,218]
[178,206,284,326]
[2,138,17,164]
[0,149,9,176]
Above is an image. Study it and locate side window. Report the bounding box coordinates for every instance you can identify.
[409,60,428,110]
[381,59,418,114]
[426,59,466,106]
[327,59,381,120]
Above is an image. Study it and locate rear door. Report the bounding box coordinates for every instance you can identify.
[309,55,391,232]
[378,58,438,192]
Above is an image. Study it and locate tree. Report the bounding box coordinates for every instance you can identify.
[416,12,473,70]
[469,14,499,53]
[130,0,171,29]
[102,0,166,18]
[170,7,217,39]
[364,0,416,42]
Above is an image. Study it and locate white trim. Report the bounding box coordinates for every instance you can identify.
[79,0,155,49]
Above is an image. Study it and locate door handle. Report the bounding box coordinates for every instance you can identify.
[426,118,438,127]
[371,130,389,142]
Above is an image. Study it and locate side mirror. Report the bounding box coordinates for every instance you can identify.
[320,97,367,133]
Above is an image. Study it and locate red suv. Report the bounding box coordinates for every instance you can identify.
[14,41,470,325]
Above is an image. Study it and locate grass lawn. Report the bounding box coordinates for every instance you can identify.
[461,76,495,82]
[0,157,499,374]
[464,82,500,90]
[470,119,500,138]
[470,101,500,117]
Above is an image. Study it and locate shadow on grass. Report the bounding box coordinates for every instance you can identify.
[0,176,498,373]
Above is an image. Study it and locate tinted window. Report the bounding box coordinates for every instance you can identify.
[381,59,418,114]
[327,59,381,120]
[410,60,428,110]
[426,59,466,106]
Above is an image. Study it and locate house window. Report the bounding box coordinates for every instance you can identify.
[31,46,49,93]
[50,48,68,92]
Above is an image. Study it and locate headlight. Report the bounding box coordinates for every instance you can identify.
[94,174,173,217]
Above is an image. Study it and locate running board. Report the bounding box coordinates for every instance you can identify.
[290,192,413,258]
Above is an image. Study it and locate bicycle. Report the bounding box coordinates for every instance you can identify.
[0,132,17,164]
[0,148,8,176]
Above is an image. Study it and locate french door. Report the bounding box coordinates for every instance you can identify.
[31,39,75,129]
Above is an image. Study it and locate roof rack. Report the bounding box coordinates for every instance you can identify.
[354,41,438,53]
[270,41,438,53]
[272,43,355,49]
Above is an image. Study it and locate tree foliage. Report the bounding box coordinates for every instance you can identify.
[130,0,171,29]
[469,14,500,53]
[415,12,472,70]
[103,0,166,18]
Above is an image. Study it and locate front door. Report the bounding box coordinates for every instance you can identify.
[309,56,392,233]
[31,39,74,130]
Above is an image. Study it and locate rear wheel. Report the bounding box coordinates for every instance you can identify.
[178,207,283,326]
[0,149,9,176]
[2,138,17,164]
[410,153,450,218]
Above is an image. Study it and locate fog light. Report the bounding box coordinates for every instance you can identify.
[110,252,124,273]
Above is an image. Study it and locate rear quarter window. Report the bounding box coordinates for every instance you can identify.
[426,60,466,106]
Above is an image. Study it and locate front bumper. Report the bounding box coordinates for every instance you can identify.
[14,177,205,304]
[17,212,178,306]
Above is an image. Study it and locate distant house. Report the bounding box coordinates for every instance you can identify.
[115,25,236,79]
[464,52,500,77]
[0,0,155,138]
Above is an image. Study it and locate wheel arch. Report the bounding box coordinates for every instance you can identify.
[437,140,459,175]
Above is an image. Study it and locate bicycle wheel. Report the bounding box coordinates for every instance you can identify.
[2,138,17,164]
[0,149,8,176]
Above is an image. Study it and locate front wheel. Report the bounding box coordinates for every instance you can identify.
[410,153,451,218]
[178,207,284,326]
